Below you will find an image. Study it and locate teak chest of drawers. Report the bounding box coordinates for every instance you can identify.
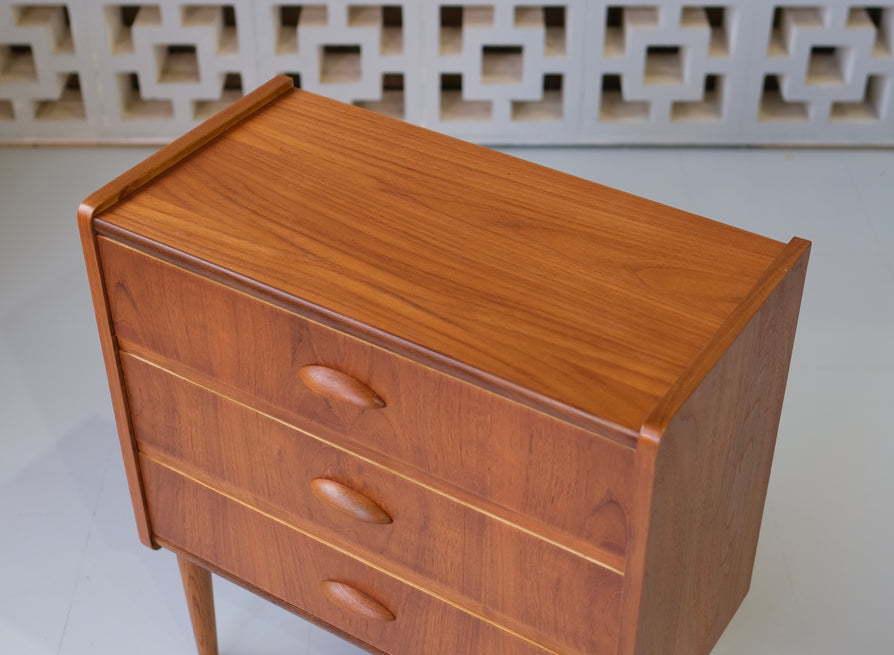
[80,76,809,655]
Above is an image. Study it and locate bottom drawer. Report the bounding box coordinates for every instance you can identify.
[141,456,555,655]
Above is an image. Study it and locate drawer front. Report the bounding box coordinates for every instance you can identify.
[141,456,562,655]
[101,237,636,563]
[123,353,623,655]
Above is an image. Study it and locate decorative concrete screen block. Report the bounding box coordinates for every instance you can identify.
[743,2,894,141]
[1,0,893,143]
[87,1,260,140]
[0,1,102,141]
[580,2,753,142]
[421,1,583,141]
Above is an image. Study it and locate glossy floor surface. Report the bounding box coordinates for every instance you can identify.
[1,145,892,655]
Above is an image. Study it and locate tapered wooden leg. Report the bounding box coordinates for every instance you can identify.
[177,556,219,655]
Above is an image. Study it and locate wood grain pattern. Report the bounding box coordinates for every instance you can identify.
[624,245,810,655]
[162,540,392,655]
[94,88,786,436]
[141,457,556,655]
[300,365,386,409]
[321,581,396,622]
[310,479,393,525]
[104,238,636,566]
[121,352,624,654]
[177,556,219,655]
[80,77,811,655]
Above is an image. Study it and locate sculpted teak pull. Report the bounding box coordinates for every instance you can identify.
[299,365,385,409]
[310,478,393,525]
[321,580,396,622]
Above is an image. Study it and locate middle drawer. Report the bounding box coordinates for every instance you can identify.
[122,353,623,655]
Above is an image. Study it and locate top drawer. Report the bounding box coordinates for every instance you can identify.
[99,236,637,567]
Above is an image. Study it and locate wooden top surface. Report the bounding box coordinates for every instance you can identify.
[88,80,801,444]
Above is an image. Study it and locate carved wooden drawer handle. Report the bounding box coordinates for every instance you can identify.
[321,580,396,622]
[299,365,385,409]
[310,478,393,525]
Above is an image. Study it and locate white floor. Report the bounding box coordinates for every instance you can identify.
[1,144,892,655]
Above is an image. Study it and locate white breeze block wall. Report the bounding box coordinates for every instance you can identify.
[1,0,892,144]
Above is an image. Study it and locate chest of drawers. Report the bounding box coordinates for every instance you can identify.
[79,76,809,655]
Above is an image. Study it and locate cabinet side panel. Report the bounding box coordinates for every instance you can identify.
[633,248,809,655]
[76,214,156,547]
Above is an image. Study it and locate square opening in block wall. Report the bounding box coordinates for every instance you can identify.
[543,6,565,26]
[382,6,403,55]
[277,5,327,54]
[34,72,85,120]
[769,7,825,56]
[545,7,566,56]
[383,72,403,90]
[865,7,892,55]
[440,72,492,120]
[441,72,462,90]
[107,5,161,55]
[193,71,242,120]
[354,72,405,119]
[279,4,327,26]
[514,5,538,27]
[672,73,724,121]
[759,74,808,121]
[465,5,494,27]
[14,5,74,54]
[831,74,886,121]
[681,6,730,56]
[645,45,684,85]
[440,6,463,55]
[320,45,362,83]
[0,99,13,120]
[277,6,300,54]
[705,7,729,55]
[808,45,848,85]
[605,6,624,56]
[383,6,402,27]
[181,4,236,26]
[157,44,200,83]
[279,4,300,26]
[482,45,523,84]
[512,73,563,121]
[182,5,238,54]
[119,71,174,119]
[605,6,658,56]
[440,5,495,55]
[606,5,623,27]
[849,8,892,55]
[600,73,649,121]
[119,5,143,26]
[514,6,566,56]
[704,7,725,27]
[441,5,463,26]
[0,44,37,83]
[348,5,377,26]
[347,5,402,54]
